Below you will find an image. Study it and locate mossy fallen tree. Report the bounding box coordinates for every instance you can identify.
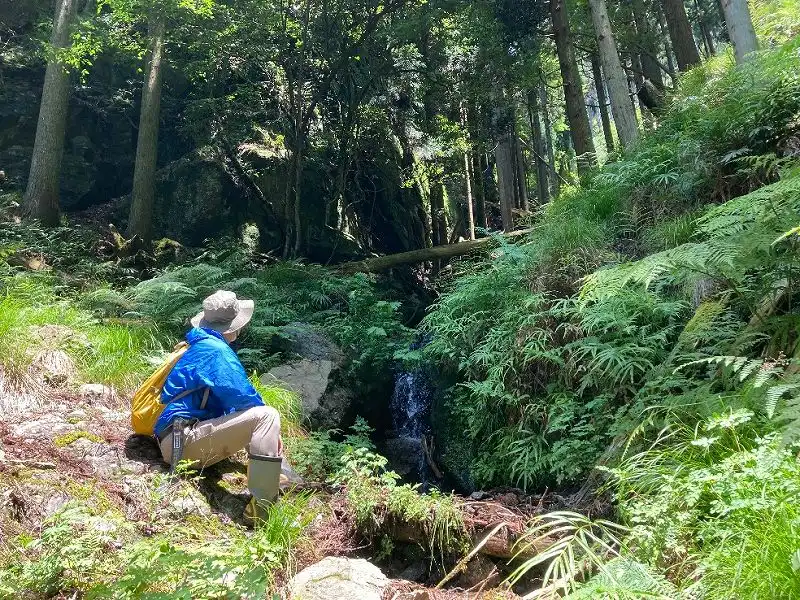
[337,228,534,274]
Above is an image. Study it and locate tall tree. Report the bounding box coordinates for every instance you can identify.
[720,0,758,63]
[588,0,639,148]
[127,13,165,241]
[662,0,702,70]
[539,84,559,196]
[495,134,515,231]
[590,54,615,152]
[460,105,476,240]
[512,131,529,211]
[550,0,595,172]
[527,88,550,204]
[694,0,716,56]
[471,153,487,231]
[22,0,79,226]
[632,0,665,88]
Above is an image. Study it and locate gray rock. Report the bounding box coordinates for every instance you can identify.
[469,491,492,501]
[30,349,76,387]
[151,150,237,246]
[43,492,71,519]
[78,383,115,403]
[13,415,77,439]
[288,557,388,600]
[264,359,334,415]
[163,489,213,517]
[265,323,358,430]
[279,323,345,365]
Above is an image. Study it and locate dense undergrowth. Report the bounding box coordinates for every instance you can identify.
[2,15,800,600]
[0,197,451,598]
[422,32,800,598]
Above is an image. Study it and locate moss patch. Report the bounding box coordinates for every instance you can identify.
[53,430,103,448]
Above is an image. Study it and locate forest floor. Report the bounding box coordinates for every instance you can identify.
[0,358,574,598]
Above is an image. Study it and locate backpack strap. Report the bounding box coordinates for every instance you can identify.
[171,386,211,408]
[199,388,210,410]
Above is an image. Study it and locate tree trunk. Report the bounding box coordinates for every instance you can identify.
[127,16,166,242]
[293,142,304,255]
[658,6,678,78]
[460,105,476,240]
[695,0,716,56]
[463,153,476,240]
[591,53,615,153]
[482,152,499,228]
[550,0,596,172]
[495,134,516,232]
[512,132,529,212]
[430,179,447,246]
[589,0,640,148]
[527,89,550,205]
[21,0,78,227]
[632,0,665,88]
[338,228,534,273]
[662,0,702,70]
[473,153,487,232]
[540,85,559,197]
[720,0,758,63]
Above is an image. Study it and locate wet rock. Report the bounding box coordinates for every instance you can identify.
[399,561,427,582]
[381,437,421,479]
[288,557,388,600]
[469,491,493,501]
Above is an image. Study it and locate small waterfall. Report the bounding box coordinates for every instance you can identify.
[386,368,434,483]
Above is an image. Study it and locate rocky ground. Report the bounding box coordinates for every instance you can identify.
[0,368,549,599]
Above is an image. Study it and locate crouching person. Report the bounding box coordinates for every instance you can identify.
[154,290,282,522]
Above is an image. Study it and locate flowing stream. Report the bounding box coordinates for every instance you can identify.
[386,369,434,484]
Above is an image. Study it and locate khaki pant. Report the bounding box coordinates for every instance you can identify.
[159,405,281,468]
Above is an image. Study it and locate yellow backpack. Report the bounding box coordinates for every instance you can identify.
[131,342,191,436]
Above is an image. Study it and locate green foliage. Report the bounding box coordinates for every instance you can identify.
[85,257,413,378]
[422,39,800,492]
[507,511,630,599]
[334,447,466,559]
[0,503,135,597]
[0,493,314,599]
[0,267,162,394]
[285,417,376,481]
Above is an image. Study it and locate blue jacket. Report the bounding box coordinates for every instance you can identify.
[154,327,264,438]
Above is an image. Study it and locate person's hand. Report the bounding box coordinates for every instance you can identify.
[278,435,284,456]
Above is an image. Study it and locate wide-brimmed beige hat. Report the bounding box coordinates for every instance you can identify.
[191,290,254,334]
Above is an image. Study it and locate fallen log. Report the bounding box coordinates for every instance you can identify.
[337,228,534,274]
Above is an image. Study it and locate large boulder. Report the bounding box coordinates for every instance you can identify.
[151,150,239,246]
[263,324,355,431]
[288,557,388,600]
